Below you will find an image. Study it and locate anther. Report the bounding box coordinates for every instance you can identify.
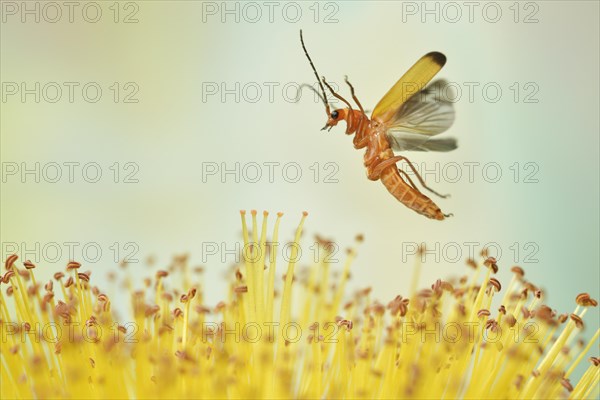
[5,254,18,271]
[67,261,81,270]
[576,293,598,307]
[570,314,584,328]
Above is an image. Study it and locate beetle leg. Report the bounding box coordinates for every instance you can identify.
[397,168,421,192]
[344,76,365,115]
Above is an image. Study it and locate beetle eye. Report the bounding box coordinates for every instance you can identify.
[331,111,339,119]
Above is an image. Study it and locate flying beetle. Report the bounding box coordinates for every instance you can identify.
[300,30,457,220]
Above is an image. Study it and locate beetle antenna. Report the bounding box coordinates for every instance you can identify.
[300,30,331,116]
[297,84,328,105]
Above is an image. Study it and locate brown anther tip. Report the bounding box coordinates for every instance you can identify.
[387,295,409,317]
[156,270,169,279]
[505,314,517,327]
[534,290,542,299]
[5,254,18,270]
[498,305,506,314]
[158,325,173,336]
[240,210,246,215]
[234,285,248,293]
[337,319,353,331]
[576,293,598,307]
[180,294,188,303]
[560,378,573,392]
[27,284,40,296]
[558,313,568,323]
[195,305,211,314]
[355,234,364,243]
[488,278,502,292]
[484,257,498,273]
[263,210,269,216]
[309,322,318,330]
[1,270,15,284]
[66,261,81,270]
[23,260,36,269]
[511,266,525,277]
[520,288,529,299]
[77,273,90,282]
[485,319,499,331]
[440,281,454,292]
[369,302,386,315]
[145,305,160,317]
[315,234,334,247]
[250,210,257,216]
[570,313,584,328]
[535,305,555,321]
[302,211,308,216]
[466,258,477,269]
[188,288,197,299]
[277,212,284,217]
[477,309,491,318]
[589,357,599,366]
[64,277,74,287]
[173,308,183,318]
[32,355,49,367]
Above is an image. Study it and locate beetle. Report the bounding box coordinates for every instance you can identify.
[300,30,457,220]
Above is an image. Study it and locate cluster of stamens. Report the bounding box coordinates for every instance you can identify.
[0,211,598,399]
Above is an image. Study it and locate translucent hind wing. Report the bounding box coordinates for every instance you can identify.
[388,136,458,152]
[386,79,457,152]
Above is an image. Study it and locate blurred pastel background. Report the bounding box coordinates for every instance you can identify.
[1,0,598,354]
